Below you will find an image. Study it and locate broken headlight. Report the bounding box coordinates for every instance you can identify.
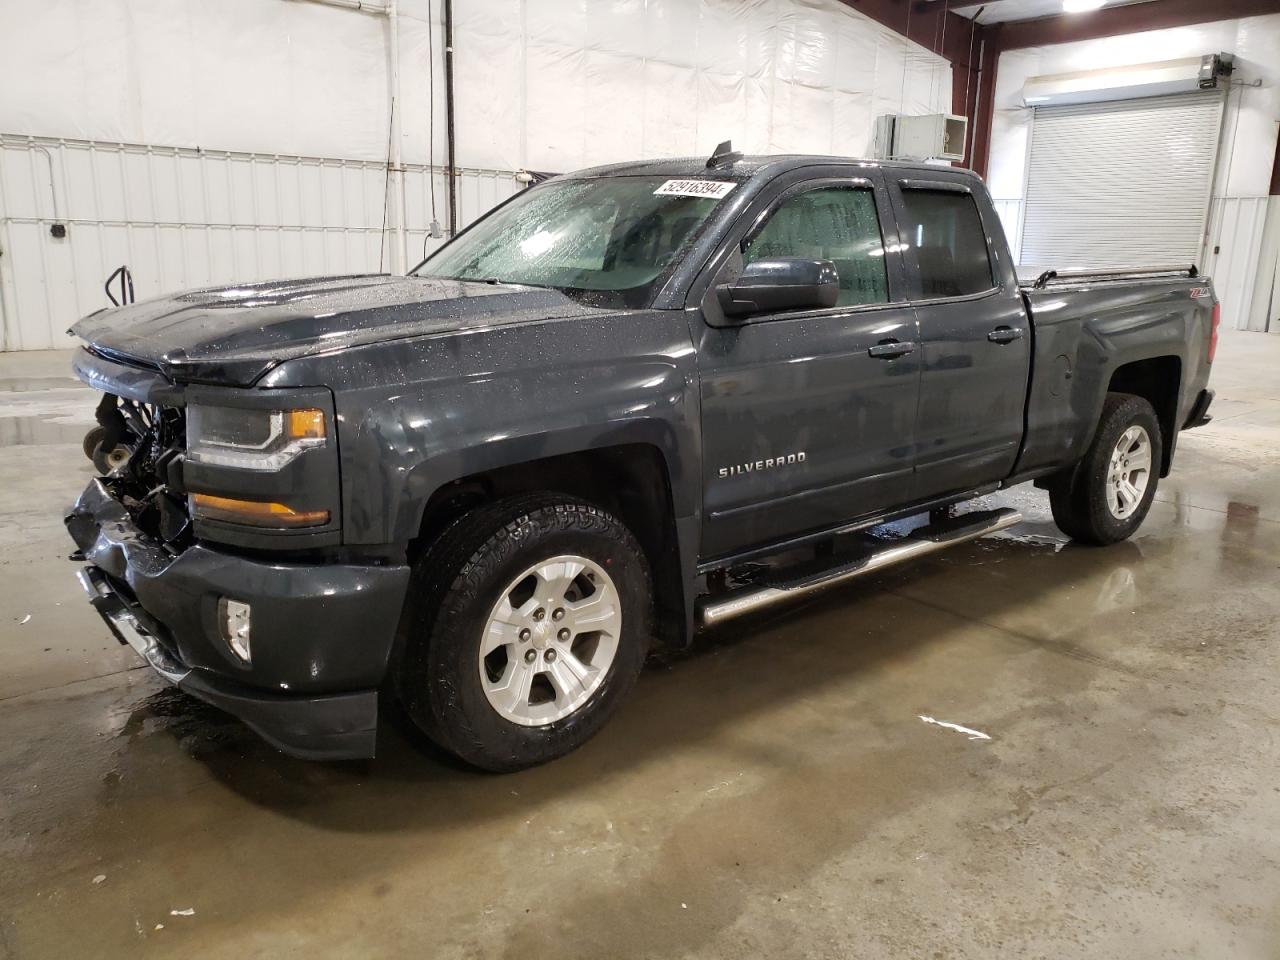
[186,405,326,471]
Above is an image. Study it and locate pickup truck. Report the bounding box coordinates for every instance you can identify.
[64,149,1218,771]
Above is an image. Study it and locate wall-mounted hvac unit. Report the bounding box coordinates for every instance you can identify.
[874,113,967,163]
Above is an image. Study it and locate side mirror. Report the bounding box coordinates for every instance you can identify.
[716,257,840,318]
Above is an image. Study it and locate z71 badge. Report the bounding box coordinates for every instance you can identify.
[718,452,807,479]
[1190,287,1212,299]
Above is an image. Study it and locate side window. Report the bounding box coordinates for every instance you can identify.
[898,189,994,299]
[743,186,889,308]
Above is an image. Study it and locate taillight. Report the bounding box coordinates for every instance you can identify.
[1208,302,1221,364]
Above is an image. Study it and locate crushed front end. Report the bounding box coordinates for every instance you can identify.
[65,346,410,760]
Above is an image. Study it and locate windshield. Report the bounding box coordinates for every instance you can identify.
[413,176,735,307]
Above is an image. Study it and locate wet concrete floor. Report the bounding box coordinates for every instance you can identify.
[1,332,1278,958]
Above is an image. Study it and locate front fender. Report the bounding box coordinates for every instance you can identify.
[392,417,688,543]
[310,312,701,547]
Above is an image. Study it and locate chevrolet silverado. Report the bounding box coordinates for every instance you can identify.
[64,148,1218,770]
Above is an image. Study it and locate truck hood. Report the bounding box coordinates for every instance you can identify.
[70,274,602,386]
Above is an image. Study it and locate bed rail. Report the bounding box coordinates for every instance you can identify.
[1024,264,1199,291]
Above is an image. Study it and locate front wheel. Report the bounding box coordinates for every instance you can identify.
[1050,393,1162,545]
[397,495,652,772]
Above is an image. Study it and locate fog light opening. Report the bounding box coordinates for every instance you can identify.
[219,597,252,663]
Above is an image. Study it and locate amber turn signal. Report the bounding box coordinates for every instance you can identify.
[191,493,330,528]
[286,408,326,440]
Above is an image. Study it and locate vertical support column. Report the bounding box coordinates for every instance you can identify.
[969,36,999,180]
[0,141,15,351]
[1270,127,1280,199]
[444,0,458,237]
[388,0,408,274]
[948,4,991,171]
[1249,126,1280,332]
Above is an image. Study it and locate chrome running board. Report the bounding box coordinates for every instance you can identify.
[696,507,1022,628]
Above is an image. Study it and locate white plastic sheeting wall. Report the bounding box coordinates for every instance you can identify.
[985,14,1280,331]
[0,0,402,161]
[456,0,953,171]
[0,0,952,351]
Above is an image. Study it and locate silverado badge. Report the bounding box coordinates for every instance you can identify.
[718,452,807,479]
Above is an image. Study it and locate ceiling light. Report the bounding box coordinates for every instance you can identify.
[1063,0,1106,11]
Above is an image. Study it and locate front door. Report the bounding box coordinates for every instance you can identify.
[694,171,921,560]
[888,177,1031,499]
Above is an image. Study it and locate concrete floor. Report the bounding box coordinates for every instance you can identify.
[1,331,1278,959]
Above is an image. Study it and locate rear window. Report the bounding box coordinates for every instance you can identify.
[899,189,994,299]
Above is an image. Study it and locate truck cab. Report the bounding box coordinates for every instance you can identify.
[686,161,1030,559]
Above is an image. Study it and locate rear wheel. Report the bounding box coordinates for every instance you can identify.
[397,494,652,772]
[1050,393,1161,545]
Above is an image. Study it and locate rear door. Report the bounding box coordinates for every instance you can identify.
[888,176,1030,499]
[692,168,921,560]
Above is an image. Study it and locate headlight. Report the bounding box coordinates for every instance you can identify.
[187,405,326,471]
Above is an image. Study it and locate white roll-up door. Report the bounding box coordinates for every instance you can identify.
[1019,91,1225,271]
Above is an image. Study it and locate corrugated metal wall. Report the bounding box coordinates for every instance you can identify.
[992,193,1275,333]
[0,134,521,351]
[991,198,1024,270]
[1203,196,1275,333]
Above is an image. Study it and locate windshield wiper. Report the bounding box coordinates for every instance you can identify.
[415,274,560,293]
[475,277,558,291]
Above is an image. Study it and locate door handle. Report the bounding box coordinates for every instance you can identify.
[868,340,916,360]
[988,326,1024,344]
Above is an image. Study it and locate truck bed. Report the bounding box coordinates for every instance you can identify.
[1014,264,1216,485]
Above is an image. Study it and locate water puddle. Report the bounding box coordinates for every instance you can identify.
[0,380,96,447]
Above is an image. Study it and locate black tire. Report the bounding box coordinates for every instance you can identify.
[82,426,106,460]
[1050,393,1162,546]
[396,494,652,772]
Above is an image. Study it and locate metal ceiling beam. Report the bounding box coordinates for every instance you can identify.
[964,0,1280,178]
[842,0,1280,174]
[838,0,986,67]
[994,0,1280,51]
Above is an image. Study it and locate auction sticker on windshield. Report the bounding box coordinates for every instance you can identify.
[653,179,737,199]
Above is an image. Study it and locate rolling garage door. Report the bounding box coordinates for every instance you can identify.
[1019,91,1225,271]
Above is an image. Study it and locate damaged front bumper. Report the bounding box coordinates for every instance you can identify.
[66,479,411,760]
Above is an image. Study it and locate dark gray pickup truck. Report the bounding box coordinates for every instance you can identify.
[64,150,1218,770]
